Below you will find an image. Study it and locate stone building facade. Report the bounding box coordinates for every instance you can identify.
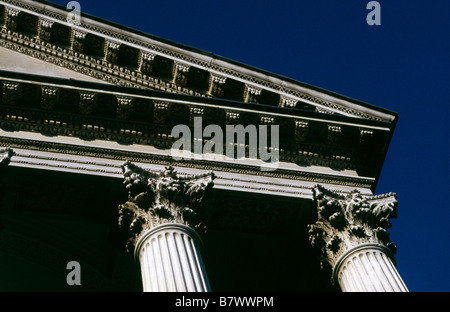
[0,0,407,292]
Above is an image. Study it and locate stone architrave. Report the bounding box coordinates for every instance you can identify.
[308,185,408,292]
[118,161,215,292]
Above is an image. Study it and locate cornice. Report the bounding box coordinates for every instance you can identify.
[0,0,398,122]
[0,72,392,181]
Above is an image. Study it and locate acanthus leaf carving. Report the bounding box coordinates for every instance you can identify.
[118,161,215,252]
[307,185,398,274]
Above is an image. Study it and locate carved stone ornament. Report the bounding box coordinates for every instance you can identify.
[0,147,14,167]
[308,185,398,275]
[118,161,215,252]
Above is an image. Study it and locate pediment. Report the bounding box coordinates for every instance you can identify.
[0,0,398,123]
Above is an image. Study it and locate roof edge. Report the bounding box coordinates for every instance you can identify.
[2,0,399,124]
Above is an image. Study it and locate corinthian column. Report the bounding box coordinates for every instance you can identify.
[308,185,408,292]
[118,161,215,292]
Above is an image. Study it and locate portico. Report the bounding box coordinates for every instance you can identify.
[0,0,406,292]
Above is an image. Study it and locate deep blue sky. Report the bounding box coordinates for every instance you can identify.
[49,0,449,291]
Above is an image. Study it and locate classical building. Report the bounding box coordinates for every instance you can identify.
[0,0,408,292]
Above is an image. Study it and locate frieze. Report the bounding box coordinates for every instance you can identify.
[0,109,359,171]
[0,135,374,191]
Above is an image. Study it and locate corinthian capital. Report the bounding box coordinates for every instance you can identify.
[0,148,14,168]
[308,185,398,273]
[118,161,215,251]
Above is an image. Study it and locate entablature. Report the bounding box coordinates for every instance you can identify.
[1,70,392,192]
[0,131,376,200]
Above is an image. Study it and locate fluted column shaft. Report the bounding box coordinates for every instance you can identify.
[334,244,408,292]
[118,161,215,292]
[135,223,210,292]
